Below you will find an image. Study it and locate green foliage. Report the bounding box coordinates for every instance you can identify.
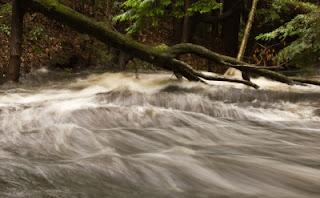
[272,0,317,13]
[256,0,320,68]
[113,0,171,33]
[0,3,12,36]
[0,24,10,36]
[188,0,221,15]
[28,26,46,41]
[113,0,221,33]
[256,14,311,41]
[154,43,169,52]
[0,3,12,18]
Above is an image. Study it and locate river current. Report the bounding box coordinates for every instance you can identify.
[0,71,320,198]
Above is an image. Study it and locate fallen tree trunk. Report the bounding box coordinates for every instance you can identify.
[168,43,294,84]
[22,0,320,88]
[290,77,320,86]
[22,0,258,88]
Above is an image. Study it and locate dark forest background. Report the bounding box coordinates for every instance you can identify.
[1,0,320,77]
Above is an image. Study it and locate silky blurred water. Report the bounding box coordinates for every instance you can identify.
[0,72,320,198]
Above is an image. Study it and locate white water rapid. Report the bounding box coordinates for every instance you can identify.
[0,71,320,198]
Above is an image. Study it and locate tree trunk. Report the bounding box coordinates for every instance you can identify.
[181,0,191,43]
[171,0,182,44]
[7,0,24,82]
[172,18,183,44]
[238,0,259,81]
[221,0,242,57]
[237,0,259,61]
[105,0,112,19]
[181,0,198,43]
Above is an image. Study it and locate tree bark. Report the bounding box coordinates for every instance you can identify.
[221,0,242,57]
[23,0,320,88]
[7,0,24,82]
[237,0,259,81]
[237,0,259,61]
[181,0,191,42]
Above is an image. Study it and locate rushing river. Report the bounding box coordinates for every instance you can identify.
[1,71,320,198]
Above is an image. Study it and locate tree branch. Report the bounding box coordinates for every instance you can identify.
[167,43,295,85]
